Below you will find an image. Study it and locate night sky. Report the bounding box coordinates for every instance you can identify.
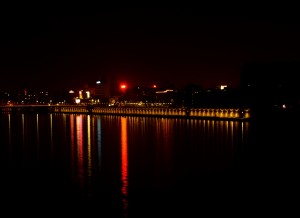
[1,8,300,92]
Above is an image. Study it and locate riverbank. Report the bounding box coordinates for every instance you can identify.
[0,105,251,120]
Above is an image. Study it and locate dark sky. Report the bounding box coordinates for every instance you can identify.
[1,8,300,92]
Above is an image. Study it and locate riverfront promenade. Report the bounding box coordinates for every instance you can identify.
[0,105,250,120]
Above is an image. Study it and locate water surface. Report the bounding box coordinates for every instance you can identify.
[1,113,252,216]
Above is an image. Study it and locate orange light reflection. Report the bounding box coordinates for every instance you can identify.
[121,117,128,209]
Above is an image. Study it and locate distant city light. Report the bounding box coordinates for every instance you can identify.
[86,91,90,99]
[156,89,173,94]
[75,98,80,104]
[96,81,101,84]
[153,85,157,88]
[220,85,227,90]
[69,90,75,94]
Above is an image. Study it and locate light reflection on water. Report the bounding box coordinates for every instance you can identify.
[1,113,250,216]
[121,117,128,212]
[87,115,92,177]
[76,115,84,188]
[97,117,102,169]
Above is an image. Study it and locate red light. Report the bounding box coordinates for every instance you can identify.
[121,85,126,89]
[153,85,157,88]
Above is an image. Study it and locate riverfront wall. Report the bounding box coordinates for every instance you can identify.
[0,105,251,120]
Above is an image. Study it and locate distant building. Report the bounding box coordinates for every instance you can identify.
[95,78,112,99]
[155,89,176,106]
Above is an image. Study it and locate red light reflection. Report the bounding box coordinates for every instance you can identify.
[121,117,128,209]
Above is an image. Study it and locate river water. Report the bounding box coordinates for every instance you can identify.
[0,112,297,217]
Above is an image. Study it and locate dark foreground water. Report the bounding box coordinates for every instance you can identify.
[0,112,298,217]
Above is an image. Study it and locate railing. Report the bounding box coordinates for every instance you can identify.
[0,105,251,120]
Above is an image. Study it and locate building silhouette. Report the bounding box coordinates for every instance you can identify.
[240,61,300,116]
[95,76,112,99]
